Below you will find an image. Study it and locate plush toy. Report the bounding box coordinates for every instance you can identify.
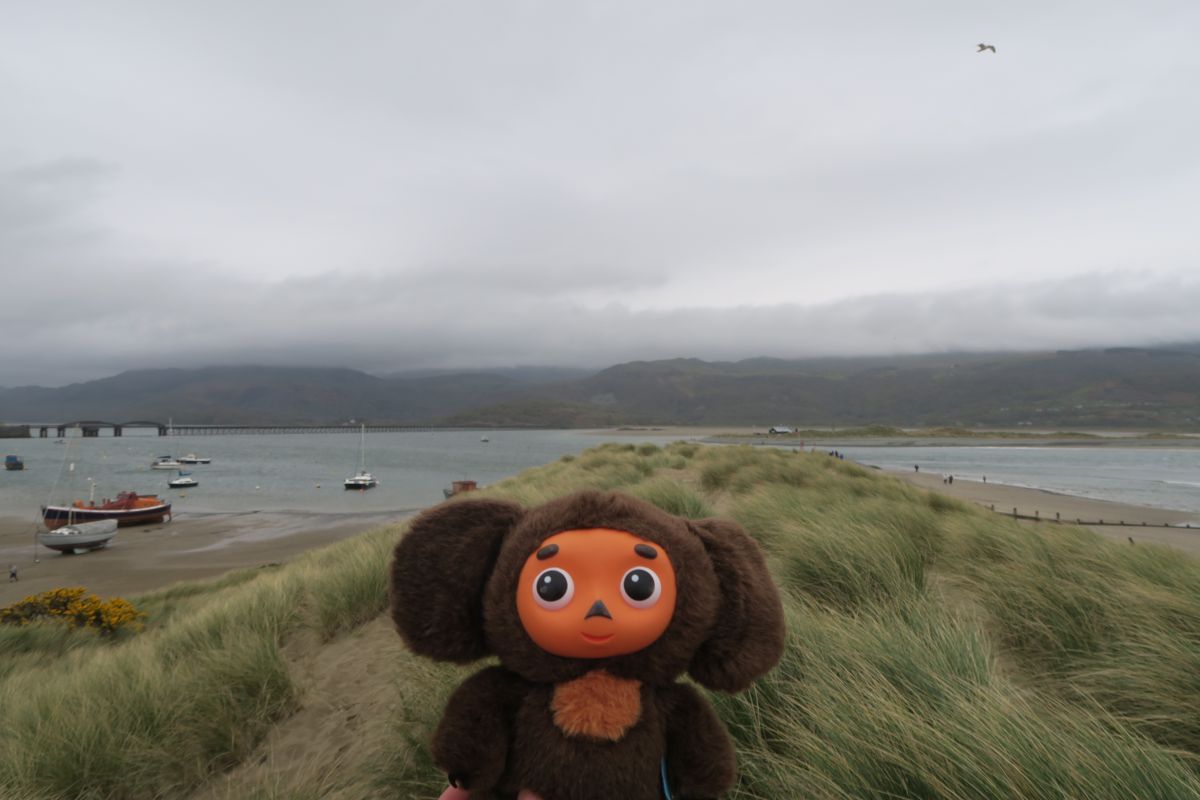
[390,490,786,800]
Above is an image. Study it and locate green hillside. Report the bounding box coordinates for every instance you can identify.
[5,444,1200,798]
[3,347,1199,429]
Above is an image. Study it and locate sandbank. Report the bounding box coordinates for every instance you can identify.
[0,510,413,606]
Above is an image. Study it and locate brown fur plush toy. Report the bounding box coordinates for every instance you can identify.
[390,490,786,800]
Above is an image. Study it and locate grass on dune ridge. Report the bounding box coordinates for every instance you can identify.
[3,442,1200,798]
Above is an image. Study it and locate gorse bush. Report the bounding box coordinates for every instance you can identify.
[0,587,145,635]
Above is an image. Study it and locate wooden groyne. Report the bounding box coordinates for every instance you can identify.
[988,505,1194,529]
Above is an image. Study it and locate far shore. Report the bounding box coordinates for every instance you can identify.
[0,510,413,606]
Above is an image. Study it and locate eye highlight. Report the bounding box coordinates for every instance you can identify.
[620,567,661,608]
[533,568,575,610]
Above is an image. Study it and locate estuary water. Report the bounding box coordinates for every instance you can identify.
[833,445,1200,516]
[0,429,688,522]
[2,431,1199,522]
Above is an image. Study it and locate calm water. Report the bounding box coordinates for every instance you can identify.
[0,430,689,522]
[2,432,1199,522]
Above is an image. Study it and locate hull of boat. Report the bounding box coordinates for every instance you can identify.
[344,481,377,490]
[42,503,172,530]
[37,520,118,553]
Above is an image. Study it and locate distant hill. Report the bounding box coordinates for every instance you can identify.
[2,347,1198,429]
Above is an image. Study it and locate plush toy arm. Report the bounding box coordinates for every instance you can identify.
[662,683,737,799]
[432,666,524,792]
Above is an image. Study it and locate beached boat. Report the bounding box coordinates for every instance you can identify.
[4,454,23,471]
[343,424,378,490]
[37,519,118,553]
[42,491,172,530]
[152,455,182,470]
[178,453,211,464]
[168,470,198,488]
[443,479,478,499]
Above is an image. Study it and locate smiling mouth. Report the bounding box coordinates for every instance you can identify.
[580,631,614,644]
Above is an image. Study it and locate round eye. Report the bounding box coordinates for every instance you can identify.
[620,567,662,608]
[533,568,575,610]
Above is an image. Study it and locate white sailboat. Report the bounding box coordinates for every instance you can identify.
[343,425,378,490]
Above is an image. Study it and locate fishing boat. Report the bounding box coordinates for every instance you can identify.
[37,519,118,553]
[152,455,183,469]
[178,453,211,464]
[343,424,378,490]
[42,491,172,530]
[168,470,198,488]
[4,454,23,471]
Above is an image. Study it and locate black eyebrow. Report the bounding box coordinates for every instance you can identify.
[536,544,559,560]
[634,544,657,559]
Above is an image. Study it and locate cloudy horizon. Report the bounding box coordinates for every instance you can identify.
[3,1,1198,387]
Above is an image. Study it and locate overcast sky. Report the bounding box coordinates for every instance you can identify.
[3,0,1198,387]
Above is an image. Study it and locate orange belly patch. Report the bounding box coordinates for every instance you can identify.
[551,669,642,741]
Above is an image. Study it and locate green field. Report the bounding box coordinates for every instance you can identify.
[3,443,1200,799]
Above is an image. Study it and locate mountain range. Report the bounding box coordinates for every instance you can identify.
[2,347,1198,430]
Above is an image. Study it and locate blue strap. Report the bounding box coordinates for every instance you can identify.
[660,758,673,800]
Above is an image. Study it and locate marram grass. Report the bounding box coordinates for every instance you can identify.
[4,443,1200,798]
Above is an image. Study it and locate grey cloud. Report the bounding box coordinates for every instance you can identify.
[2,1,1199,385]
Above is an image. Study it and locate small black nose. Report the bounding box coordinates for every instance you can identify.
[585,599,612,620]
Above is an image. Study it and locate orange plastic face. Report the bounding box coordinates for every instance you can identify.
[516,528,677,659]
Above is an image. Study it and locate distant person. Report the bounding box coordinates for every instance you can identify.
[948,475,954,485]
[8,564,17,582]
[982,475,986,483]
[914,464,919,473]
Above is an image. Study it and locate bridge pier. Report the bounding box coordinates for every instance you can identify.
[39,427,48,438]
[114,426,122,437]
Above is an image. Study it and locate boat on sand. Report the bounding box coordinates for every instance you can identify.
[37,519,118,553]
[42,491,172,530]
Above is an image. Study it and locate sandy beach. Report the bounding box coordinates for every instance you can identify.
[890,469,1200,553]
[0,510,412,606]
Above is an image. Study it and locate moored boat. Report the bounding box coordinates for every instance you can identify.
[344,471,378,490]
[37,519,118,553]
[178,453,211,464]
[42,491,172,530]
[343,424,378,489]
[152,456,182,469]
[4,454,23,471]
[168,470,198,488]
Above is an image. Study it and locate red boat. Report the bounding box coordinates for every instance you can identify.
[42,491,172,530]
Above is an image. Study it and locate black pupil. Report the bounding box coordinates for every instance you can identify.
[624,569,656,602]
[537,571,568,602]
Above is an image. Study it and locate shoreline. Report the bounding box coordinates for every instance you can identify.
[5,443,1200,604]
[0,509,415,606]
[887,469,1200,553]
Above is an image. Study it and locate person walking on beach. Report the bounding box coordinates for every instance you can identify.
[914,464,919,473]
[8,564,17,582]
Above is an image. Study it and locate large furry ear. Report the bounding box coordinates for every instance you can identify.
[687,518,786,692]
[390,498,524,663]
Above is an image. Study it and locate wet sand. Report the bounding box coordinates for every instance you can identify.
[891,470,1200,554]
[0,510,414,606]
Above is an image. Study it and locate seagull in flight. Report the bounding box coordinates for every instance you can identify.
[977,43,996,53]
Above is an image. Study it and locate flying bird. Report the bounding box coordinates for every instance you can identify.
[977,43,996,53]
